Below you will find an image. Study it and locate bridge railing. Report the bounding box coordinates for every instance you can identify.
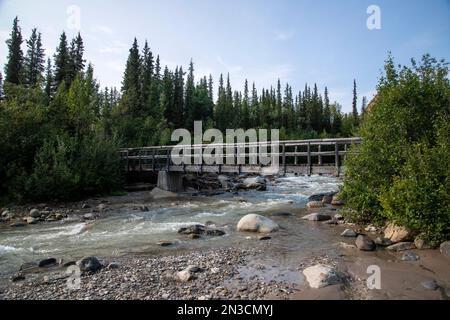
[119,137,362,176]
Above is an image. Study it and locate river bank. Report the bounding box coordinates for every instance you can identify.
[1,174,449,300]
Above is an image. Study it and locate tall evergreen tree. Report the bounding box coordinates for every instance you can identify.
[185,60,196,129]
[44,58,53,99]
[241,79,250,129]
[24,28,45,86]
[70,33,85,77]
[141,40,154,109]
[4,17,24,85]
[352,79,359,126]
[121,38,142,115]
[0,72,3,99]
[323,86,331,132]
[53,32,71,87]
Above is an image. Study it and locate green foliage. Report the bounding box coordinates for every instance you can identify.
[342,54,450,240]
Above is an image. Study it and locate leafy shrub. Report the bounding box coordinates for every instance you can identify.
[341,54,450,240]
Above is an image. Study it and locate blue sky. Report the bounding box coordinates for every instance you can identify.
[0,0,449,112]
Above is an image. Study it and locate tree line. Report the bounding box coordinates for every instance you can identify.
[0,17,363,202]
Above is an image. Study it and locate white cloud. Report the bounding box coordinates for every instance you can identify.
[217,56,242,74]
[99,40,128,54]
[92,25,113,35]
[274,30,294,41]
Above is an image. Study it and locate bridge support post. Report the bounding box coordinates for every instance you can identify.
[157,171,183,192]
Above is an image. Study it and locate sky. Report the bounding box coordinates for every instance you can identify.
[0,0,449,112]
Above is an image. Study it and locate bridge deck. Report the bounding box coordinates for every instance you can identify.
[120,138,361,177]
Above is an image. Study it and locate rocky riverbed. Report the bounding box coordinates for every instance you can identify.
[1,174,449,300]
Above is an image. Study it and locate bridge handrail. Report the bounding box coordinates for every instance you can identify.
[119,137,362,153]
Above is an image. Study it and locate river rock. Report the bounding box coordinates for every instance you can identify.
[83,213,96,220]
[97,204,107,211]
[11,275,26,283]
[77,256,102,272]
[301,213,331,222]
[331,196,345,206]
[236,214,279,233]
[340,242,357,249]
[341,229,358,237]
[302,265,340,289]
[306,201,325,209]
[24,217,38,225]
[308,192,336,202]
[386,242,416,252]
[421,280,438,291]
[38,258,57,268]
[176,270,196,282]
[9,221,26,228]
[271,212,292,217]
[401,251,420,261]
[29,209,41,218]
[355,235,376,251]
[322,195,333,204]
[81,204,90,209]
[186,265,202,273]
[414,236,433,250]
[157,241,174,247]
[150,187,179,200]
[107,262,120,270]
[178,224,225,237]
[374,237,393,247]
[242,177,267,191]
[334,214,344,220]
[440,241,450,258]
[384,223,414,243]
[1,210,10,217]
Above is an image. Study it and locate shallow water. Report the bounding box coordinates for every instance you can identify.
[0,175,344,281]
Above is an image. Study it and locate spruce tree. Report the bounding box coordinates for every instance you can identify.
[323,87,331,133]
[54,32,71,87]
[70,33,85,76]
[241,79,250,129]
[185,60,196,129]
[352,79,359,126]
[44,58,53,99]
[161,67,174,126]
[25,28,45,86]
[4,17,24,85]
[0,72,3,99]
[121,38,142,116]
[141,40,154,109]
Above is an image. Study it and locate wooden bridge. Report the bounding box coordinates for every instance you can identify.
[120,138,362,181]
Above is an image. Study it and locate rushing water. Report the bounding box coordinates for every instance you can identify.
[0,175,344,283]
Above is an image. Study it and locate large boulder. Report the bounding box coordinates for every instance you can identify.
[237,214,279,233]
[29,209,41,218]
[76,256,102,272]
[355,235,376,251]
[301,213,331,222]
[302,265,341,289]
[440,241,450,258]
[384,223,415,243]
